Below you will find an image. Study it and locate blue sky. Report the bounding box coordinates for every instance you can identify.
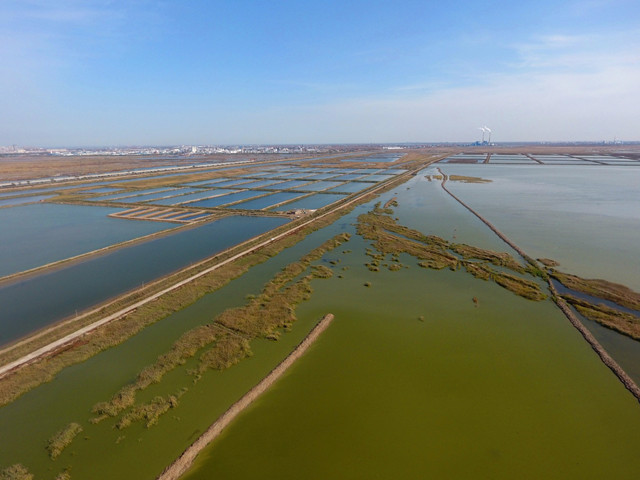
[1,0,638,146]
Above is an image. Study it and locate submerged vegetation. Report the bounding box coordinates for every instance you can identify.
[357,203,547,301]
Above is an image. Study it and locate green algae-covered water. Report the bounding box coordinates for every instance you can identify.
[2,168,640,479]
[180,175,640,479]
[184,257,640,479]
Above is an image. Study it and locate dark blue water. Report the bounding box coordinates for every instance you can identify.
[0,215,289,345]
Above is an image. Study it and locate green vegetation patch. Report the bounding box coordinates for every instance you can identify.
[116,389,186,429]
[562,295,640,341]
[46,422,83,460]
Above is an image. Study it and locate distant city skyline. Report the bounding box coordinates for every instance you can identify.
[1,0,639,147]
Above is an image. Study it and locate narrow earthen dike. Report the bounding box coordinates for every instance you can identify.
[157,313,335,480]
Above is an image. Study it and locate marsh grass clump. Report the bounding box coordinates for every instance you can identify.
[562,295,640,340]
[196,335,252,373]
[492,272,547,301]
[538,258,559,267]
[451,243,524,272]
[552,272,640,311]
[0,464,33,480]
[116,390,185,429]
[47,423,83,459]
[311,265,334,279]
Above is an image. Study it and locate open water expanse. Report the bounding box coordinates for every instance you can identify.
[1,159,639,479]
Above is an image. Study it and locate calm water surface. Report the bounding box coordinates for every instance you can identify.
[0,203,173,277]
[0,215,288,345]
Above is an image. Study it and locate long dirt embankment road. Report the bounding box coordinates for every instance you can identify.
[157,313,335,480]
[436,167,640,404]
[0,163,425,379]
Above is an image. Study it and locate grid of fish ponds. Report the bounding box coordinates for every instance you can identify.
[325,182,375,194]
[261,180,313,190]
[294,181,346,192]
[576,156,640,165]
[76,163,403,214]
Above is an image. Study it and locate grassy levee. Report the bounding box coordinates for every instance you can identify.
[0,155,431,408]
